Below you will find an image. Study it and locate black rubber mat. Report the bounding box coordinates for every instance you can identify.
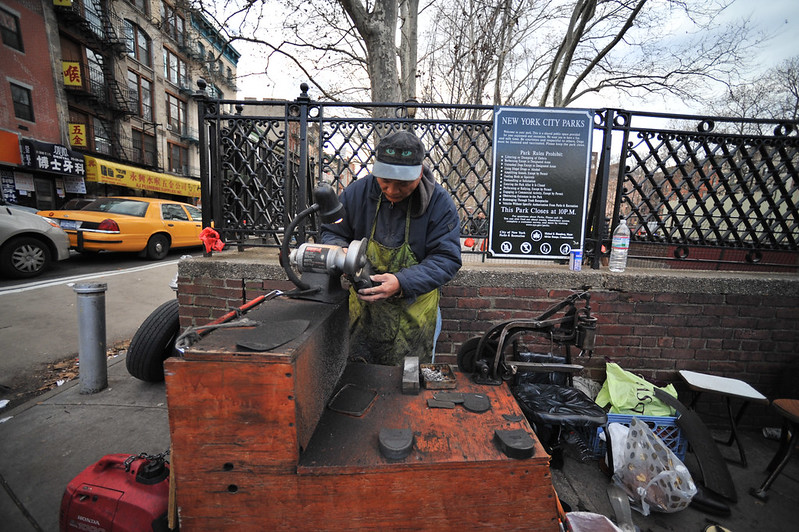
[654,388,737,502]
[463,393,491,413]
[494,429,535,459]
[328,383,378,417]
[378,428,414,459]
[235,319,310,351]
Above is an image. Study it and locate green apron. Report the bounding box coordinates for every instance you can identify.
[348,196,440,366]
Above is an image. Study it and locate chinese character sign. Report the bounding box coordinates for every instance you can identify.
[20,140,86,176]
[68,123,87,147]
[62,61,82,87]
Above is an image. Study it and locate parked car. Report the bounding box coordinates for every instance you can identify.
[38,197,203,260]
[60,197,97,210]
[0,202,71,278]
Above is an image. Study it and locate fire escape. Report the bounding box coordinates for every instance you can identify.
[55,0,134,160]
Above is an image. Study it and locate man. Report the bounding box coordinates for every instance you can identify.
[321,130,462,365]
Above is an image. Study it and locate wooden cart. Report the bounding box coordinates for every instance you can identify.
[165,297,559,530]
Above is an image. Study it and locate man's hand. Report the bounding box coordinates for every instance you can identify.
[357,273,401,301]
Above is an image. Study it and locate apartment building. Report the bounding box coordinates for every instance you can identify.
[0,0,238,209]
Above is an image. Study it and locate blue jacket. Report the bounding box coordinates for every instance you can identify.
[320,167,462,299]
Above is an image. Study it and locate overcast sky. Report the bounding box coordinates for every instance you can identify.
[729,0,797,68]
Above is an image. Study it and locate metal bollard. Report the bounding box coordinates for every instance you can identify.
[73,283,108,394]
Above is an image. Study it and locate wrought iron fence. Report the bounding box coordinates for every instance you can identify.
[197,84,799,271]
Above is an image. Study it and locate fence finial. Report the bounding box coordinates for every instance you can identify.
[298,83,310,102]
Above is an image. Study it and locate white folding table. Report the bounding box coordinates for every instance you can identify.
[679,369,769,467]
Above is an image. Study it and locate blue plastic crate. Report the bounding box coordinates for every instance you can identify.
[590,413,688,461]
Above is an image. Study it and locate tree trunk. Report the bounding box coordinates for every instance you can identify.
[399,0,419,103]
[340,0,403,110]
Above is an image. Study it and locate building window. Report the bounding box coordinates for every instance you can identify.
[163,48,188,86]
[167,142,188,174]
[87,48,105,98]
[205,83,222,99]
[0,6,23,52]
[166,92,186,132]
[93,117,112,155]
[132,129,157,166]
[10,82,34,121]
[127,0,149,16]
[127,71,153,121]
[161,2,185,45]
[83,0,104,40]
[124,20,152,68]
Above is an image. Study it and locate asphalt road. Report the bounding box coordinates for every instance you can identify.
[0,250,199,393]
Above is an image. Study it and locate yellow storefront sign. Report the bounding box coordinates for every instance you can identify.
[62,61,82,87]
[53,0,73,6]
[84,156,200,198]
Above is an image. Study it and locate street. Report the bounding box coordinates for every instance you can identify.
[0,249,200,406]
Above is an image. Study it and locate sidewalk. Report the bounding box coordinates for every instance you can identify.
[0,357,169,532]
[0,354,796,531]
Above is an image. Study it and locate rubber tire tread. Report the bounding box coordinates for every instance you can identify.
[146,234,170,260]
[0,236,51,278]
[126,299,180,382]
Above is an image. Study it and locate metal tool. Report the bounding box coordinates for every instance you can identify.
[288,237,378,301]
[457,290,596,385]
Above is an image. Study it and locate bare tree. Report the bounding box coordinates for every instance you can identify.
[707,56,799,134]
[769,57,799,121]
[421,0,761,109]
[200,0,762,112]
[420,0,556,118]
[194,0,420,105]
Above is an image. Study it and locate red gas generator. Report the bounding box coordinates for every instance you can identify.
[59,453,171,532]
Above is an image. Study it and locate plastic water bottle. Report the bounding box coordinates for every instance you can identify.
[608,218,630,272]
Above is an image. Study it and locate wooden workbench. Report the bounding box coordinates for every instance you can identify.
[165,297,558,530]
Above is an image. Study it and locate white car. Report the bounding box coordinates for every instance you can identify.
[0,202,71,278]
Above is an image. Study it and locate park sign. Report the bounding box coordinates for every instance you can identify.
[488,107,593,260]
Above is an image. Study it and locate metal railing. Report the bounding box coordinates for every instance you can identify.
[197,84,799,271]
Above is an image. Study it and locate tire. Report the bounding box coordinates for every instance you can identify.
[126,299,180,382]
[0,236,52,278]
[145,233,170,260]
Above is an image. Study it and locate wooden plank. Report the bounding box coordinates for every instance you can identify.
[166,300,558,531]
[165,357,300,470]
[175,464,557,531]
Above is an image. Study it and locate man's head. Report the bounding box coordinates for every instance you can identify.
[373,131,425,181]
[373,131,425,203]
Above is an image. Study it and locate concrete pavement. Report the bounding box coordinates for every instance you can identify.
[0,357,169,531]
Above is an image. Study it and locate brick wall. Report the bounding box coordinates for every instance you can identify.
[177,250,799,426]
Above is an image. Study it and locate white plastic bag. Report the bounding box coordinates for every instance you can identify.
[565,511,623,532]
[612,417,696,515]
[604,422,630,470]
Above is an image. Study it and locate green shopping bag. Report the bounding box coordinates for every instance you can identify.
[595,362,677,416]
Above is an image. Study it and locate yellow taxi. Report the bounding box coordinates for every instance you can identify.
[39,197,203,260]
